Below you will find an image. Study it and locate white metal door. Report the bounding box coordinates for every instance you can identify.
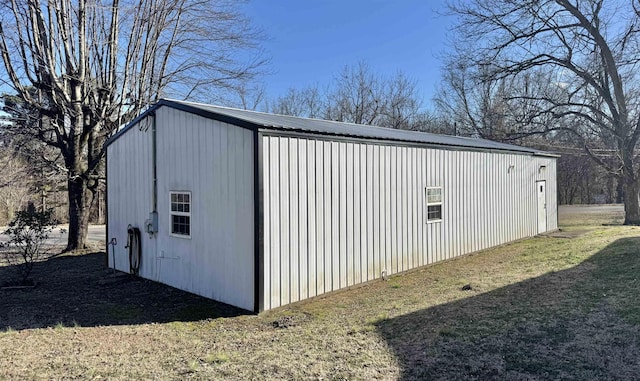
[536,180,547,233]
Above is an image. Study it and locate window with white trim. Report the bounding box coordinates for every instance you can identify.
[426,187,443,222]
[170,191,191,237]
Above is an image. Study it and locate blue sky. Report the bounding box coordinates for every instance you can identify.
[242,1,454,109]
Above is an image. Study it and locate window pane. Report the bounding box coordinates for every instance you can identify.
[427,205,442,220]
[427,188,442,203]
[171,215,191,235]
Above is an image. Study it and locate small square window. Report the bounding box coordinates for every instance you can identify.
[170,191,191,238]
[426,187,443,222]
[427,205,442,220]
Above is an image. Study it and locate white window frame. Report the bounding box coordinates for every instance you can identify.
[426,186,443,223]
[170,191,191,238]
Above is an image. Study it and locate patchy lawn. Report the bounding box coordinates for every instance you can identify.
[558,204,625,227]
[1,209,639,380]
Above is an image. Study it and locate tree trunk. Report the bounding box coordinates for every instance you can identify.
[623,178,640,225]
[66,176,92,251]
[616,178,624,204]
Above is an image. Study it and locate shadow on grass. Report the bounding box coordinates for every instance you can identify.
[376,237,640,380]
[0,252,244,331]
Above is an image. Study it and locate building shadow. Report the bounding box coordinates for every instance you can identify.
[0,252,245,331]
[376,237,640,380]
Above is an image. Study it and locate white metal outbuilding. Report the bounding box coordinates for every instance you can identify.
[106,99,558,312]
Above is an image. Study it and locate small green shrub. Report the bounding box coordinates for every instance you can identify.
[0,206,59,284]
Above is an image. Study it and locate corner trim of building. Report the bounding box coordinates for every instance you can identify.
[254,131,264,313]
[105,148,109,267]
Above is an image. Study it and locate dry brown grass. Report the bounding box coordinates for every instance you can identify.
[558,204,625,227]
[1,206,639,380]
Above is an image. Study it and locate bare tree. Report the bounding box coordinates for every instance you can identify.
[435,60,513,140]
[231,82,267,111]
[435,58,566,143]
[271,85,326,118]
[449,0,640,224]
[326,62,387,125]
[271,62,428,131]
[0,145,33,225]
[0,0,265,250]
[379,71,423,130]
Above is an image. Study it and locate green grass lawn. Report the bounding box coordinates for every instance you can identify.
[1,208,639,380]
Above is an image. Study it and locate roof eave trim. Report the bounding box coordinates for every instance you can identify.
[533,152,561,158]
[104,101,164,147]
[104,99,260,148]
[258,127,553,156]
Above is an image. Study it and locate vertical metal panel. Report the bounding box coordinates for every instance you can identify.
[473,151,479,252]
[315,140,326,296]
[306,141,317,299]
[368,145,377,281]
[444,149,452,261]
[339,142,348,288]
[417,148,424,266]
[352,144,362,285]
[394,147,400,272]
[289,138,299,303]
[299,140,309,300]
[420,148,427,264]
[268,137,281,308]
[345,143,360,286]
[360,144,369,281]
[374,145,382,277]
[409,148,416,269]
[445,149,454,261]
[400,147,408,272]
[279,138,290,306]
[323,141,332,293]
[383,146,392,275]
[331,142,340,290]
[262,137,271,309]
[389,147,396,274]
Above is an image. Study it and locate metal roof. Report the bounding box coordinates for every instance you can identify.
[107,99,557,157]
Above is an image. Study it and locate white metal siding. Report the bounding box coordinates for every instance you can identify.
[106,117,156,278]
[155,107,254,311]
[261,135,557,310]
[108,107,255,311]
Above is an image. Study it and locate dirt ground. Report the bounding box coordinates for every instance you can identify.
[0,252,241,330]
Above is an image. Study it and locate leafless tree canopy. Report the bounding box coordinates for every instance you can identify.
[448,0,640,224]
[0,0,266,249]
[271,62,432,131]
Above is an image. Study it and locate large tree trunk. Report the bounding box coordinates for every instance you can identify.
[623,178,640,225]
[66,175,92,251]
[616,179,625,204]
